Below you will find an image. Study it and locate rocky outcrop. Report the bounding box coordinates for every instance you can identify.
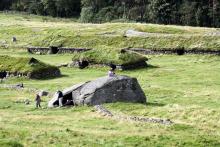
[48,75,146,107]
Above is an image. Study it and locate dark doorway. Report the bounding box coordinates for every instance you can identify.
[79,60,89,69]
[176,48,185,55]
[49,46,59,54]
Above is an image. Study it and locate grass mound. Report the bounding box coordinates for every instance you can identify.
[0,55,60,79]
[72,48,147,65]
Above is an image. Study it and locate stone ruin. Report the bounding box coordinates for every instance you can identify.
[48,75,147,107]
[27,46,91,55]
[0,57,61,79]
[68,60,148,70]
[125,48,220,56]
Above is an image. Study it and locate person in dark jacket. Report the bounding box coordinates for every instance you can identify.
[57,90,64,107]
[35,93,41,108]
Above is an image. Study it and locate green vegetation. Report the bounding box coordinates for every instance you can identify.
[0,54,220,146]
[72,48,147,65]
[0,13,220,51]
[0,55,59,78]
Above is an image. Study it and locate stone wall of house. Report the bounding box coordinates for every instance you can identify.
[27,47,91,54]
[2,69,61,79]
[125,48,220,55]
[68,60,147,70]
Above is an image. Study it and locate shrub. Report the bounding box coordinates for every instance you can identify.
[95,6,118,23]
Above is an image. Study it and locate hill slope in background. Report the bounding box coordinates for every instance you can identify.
[0,13,219,51]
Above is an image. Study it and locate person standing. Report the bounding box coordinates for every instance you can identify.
[35,93,41,108]
[57,90,64,107]
[108,68,115,77]
[108,64,116,77]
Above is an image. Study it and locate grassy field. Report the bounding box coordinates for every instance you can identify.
[0,12,220,146]
[0,52,220,146]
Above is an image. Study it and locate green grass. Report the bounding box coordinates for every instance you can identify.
[0,54,220,146]
[0,12,220,51]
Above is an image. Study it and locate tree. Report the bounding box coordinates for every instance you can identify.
[56,0,81,17]
[179,1,197,26]
[42,0,57,17]
[96,6,118,23]
[0,0,13,10]
[148,0,173,24]
[209,0,220,27]
[0,0,219,27]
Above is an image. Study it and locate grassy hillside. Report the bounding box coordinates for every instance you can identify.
[0,55,220,146]
[0,12,220,51]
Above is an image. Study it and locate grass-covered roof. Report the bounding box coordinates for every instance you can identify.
[72,48,147,65]
[0,55,59,74]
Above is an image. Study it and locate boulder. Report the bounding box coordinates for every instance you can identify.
[48,75,146,107]
[48,82,87,108]
[39,90,49,96]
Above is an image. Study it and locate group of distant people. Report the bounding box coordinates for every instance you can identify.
[35,90,73,108]
[35,64,117,108]
[1,64,117,108]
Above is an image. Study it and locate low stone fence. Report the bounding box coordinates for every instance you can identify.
[0,69,60,79]
[125,48,220,55]
[94,105,173,125]
[58,48,91,54]
[28,69,61,79]
[27,47,91,54]
[27,47,49,54]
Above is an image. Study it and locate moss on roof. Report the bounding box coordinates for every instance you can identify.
[72,49,147,65]
[0,55,59,74]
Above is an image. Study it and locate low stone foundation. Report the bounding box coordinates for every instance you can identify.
[2,69,61,79]
[125,48,220,55]
[27,47,91,55]
[28,69,61,79]
[68,60,148,70]
[117,61,148,70]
